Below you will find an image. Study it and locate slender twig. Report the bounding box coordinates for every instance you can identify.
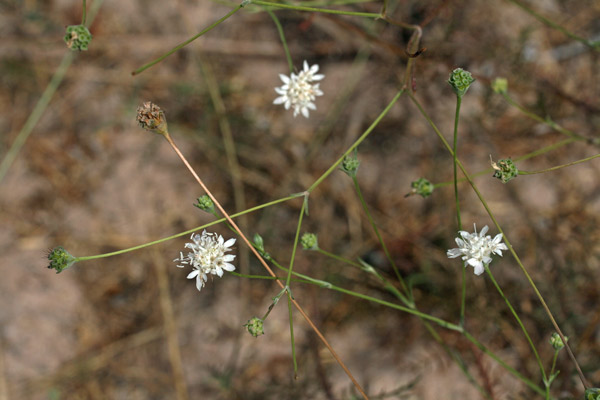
[351,175,410,301]
[486,266,547,383]
[81,0,87,25]
[519,154,600,175]
[162,133,370,400]
[251,0,380,18]
[408,91,590,390]
[0,0,104,185]
[131,4,244,75]
[266,8,293,73]
[506,0,599,50]
[308,89,404,192]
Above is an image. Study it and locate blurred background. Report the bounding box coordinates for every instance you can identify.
[1,0,599,398]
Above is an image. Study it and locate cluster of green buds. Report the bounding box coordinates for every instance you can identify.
[448,68,475,97]
[586,388,600,400]
[491,157,519,183]
[340,149,360,178]
[409,177,434,198]
[300,232,319,251]
[244,317,264,337]
[136,102,169,136]
[549,332,567,351]
[491,77,508,94]
[64,25,92,51]
[47,246,78,273]
[194,195,215,214]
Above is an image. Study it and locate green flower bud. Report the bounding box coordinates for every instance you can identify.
[409,177,434,198]
[47,246,77,274]
[253,233,271,260]
[491,157,519,183]
[136,102,169,136]
[340,150,360,178]
[244,317,264,337]
[300,232,318,250]
[64,25,92,51]
[448,68,475,97]
[585,388,600,400]
[194,195,215,213]
[491,77,508,94]
[549,332,567,351]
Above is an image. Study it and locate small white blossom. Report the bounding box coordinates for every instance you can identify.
[174,230,236,292]
[273,60,324,118]
[447,224,508,276]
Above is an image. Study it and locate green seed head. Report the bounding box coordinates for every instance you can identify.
[585,388,600,400]
[410,178,434,198]
[301,232,319,251]
[47,246,77,274]
[491,77,508,94]
[340,150,360,178]
[244,317,264,337]
[194,195,215,213]
[448,68,475,97]
[549,332,567,351]
[64,25,92,51]
[491,157,519,184]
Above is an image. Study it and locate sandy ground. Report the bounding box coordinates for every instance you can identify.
[1,0,599,398]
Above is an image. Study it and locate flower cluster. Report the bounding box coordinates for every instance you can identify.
[274,61,324,118]
[491,157,519,183]
[447,224,508,276]
[174,230,236,292]
[64,25,92,51]
[448,68,475,97]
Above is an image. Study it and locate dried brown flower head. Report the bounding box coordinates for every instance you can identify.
[136,102,168,135]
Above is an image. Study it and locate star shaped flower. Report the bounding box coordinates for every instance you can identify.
[447,224,508,275]
[273,60,324,118]
[174,230,236,292]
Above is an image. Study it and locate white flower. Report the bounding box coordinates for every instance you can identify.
[447,224,508,276]
[173,230,236,292]
[273,60,324,118]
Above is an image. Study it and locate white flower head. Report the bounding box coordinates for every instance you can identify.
[173,230,236,292]
[273,60,324,118]
[447,224,508,276]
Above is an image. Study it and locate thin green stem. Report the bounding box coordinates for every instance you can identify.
[506,0,599,50]
[81,0,87,25]
[519,153,600,175]
[408,91,590,390]
[266,8,293,73]
[501,92,594,143]
[316,248,362,268]
[75,193,303,261]
[285,201,306,286]
[251,0,380,18]
[0,0,104,185]
[463,332,546,396]
[351,175,410,300]
[0,53,73,184]
[433,138,578,188]
[452,95,466,327]
[267,250,520,398]
[486,266,547,383]
[131,4,244,75]
[452,95,463,230]
[308,89,404,192]
[287,295,298,378]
